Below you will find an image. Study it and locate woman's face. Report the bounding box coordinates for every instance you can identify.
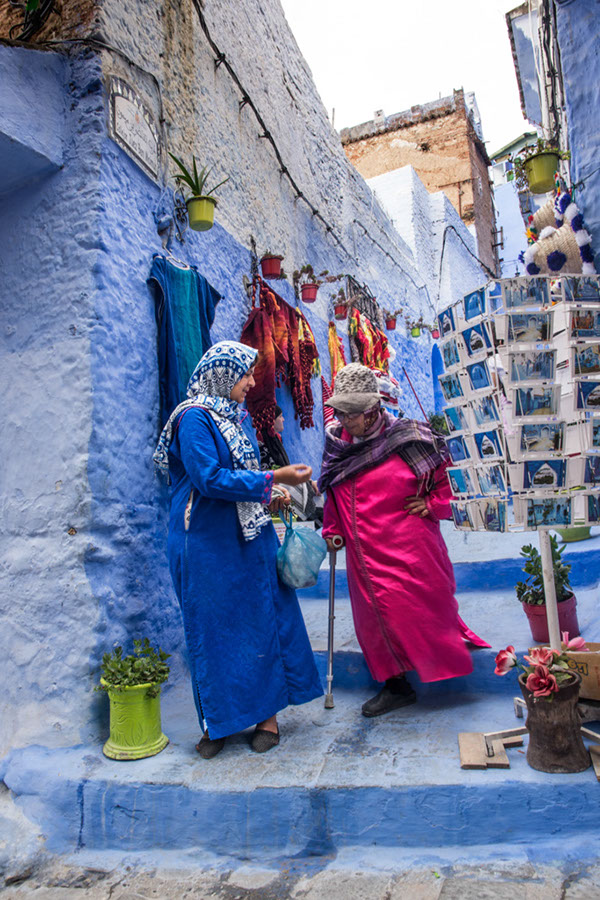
[336,410,367,437]
[273,412,285,434]
[230,366,256,403]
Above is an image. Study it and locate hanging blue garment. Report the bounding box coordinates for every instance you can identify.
[167,407,323,739]
[148,255,222,426]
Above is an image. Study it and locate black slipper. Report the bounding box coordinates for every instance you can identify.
[196,733,226,759]
[251,727,280,753]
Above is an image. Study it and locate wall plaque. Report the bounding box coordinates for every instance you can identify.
[108,77,160,180]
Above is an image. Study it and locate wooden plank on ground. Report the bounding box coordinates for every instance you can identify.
[502,735,524,748]
[589,744,600,781]
[487,740,510,769]
[458,732,488,769]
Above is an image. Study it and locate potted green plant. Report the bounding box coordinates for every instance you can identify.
[516,537,580,643]
[260,251,285,279]
[331,287,348,319]
[169,153,229,232]
[405,315,425,338]
[292,264,329,303]
[385,308,402,330]
[96,638,171,760]
[512,139,569,194]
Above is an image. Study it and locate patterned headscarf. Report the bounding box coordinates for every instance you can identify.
[153,340,272,541]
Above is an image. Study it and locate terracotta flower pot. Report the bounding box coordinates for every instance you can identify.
[518,671,590,773]
[260,255,283,279]
[300,283,319,303]
[522,592,580,644]
[385,317,397,330]
[334,304,347,320]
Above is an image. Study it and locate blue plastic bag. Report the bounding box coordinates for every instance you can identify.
[276,510,327,589]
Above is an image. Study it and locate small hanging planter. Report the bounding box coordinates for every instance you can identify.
[260,254,284,279]
[431,328,440,339]
[524,151,560,194]
[410,326,421,338]
[334,303,348,320]
[300,283,319,303]
[385,316,397,330]
[186,196,217,232]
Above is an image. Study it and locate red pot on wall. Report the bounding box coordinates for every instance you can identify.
[431,328,440,339]
[300,283,319,303]
[385,317,397,330]
[523,593,580,644]
[260,255,283,278]
[334,304,347,320]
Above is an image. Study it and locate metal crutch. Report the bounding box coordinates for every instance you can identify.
[324,535,344,708]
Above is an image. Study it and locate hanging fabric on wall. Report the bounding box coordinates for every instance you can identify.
[240,276,318,440]
[148,254,222,427]
[348,308,390,373]
[297,310,321,378]
[328,321,347,385]
[321,376,335,427]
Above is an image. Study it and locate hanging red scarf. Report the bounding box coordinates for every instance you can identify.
[348,308,390,373]
[240,276,317,440]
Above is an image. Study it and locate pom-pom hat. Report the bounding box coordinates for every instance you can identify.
[325,363,381,413]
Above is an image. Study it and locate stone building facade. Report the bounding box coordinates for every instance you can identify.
[341,89,498,276]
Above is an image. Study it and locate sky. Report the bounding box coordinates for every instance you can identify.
[280,0,531,157]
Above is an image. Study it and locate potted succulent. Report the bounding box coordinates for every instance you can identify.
[516,537,580,643]
[406,315,425,338]
[331,287,348,320]
[169,153,229,232]
[260,251,285,279]
[495,636,591,773]
[512,139,569,194]
[292,264,331,303]
[96,638,170,760]
[385,309,402,330]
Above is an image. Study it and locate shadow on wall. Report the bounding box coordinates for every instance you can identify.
[431,344,445,413]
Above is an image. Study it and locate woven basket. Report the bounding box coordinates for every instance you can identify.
[531,200,556,233]
[532,223,582,274]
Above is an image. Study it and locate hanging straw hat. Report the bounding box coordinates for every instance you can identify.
[325,363,381,413]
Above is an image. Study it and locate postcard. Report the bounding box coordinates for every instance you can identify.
[520,422,564,453]
[593,420,600,448]
[526,497,571,528]
[447,435,470,464]
[480,499,507,532]
[584,456,600,486]
[439,373,464,403]
[466,361,491,392]
[477,464,506,496]
[474,429,503,461]
[442,338,461,370]
[564,276,600,302]
[508,313,551,343]
[438,307,456,337]
[444,405,469,434]
[487,281,503,313]
[504,278,549,309]
[461,322,492,357]
[523,459,566,489]
[570,309,600,339]
[576,381,600,410]
[463,288,486,321]
[513,386,559,417]
[510,350,555,382]
[448,467,476,496]
[574,344,600,376]
[587,494,600,524]
[450,502,475,531]
[471,394,499,428]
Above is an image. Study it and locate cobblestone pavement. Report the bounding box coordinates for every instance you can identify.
[2,860,600,900]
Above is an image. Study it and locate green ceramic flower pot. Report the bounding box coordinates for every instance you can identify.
[410,326,421,338]
[555,525,592,543]
[524,152,560,194]
[102,680,169,760]
[186,196,217,232]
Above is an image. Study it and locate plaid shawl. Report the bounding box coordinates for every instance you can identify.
[318,412,449,493]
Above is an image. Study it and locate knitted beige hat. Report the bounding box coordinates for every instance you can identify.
[325,363,381,413]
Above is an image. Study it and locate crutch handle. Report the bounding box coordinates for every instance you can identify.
[330,534,344,549]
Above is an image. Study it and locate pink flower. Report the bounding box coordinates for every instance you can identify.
[562,632,588,652]
[524,647,554,667]
[526,665,559,698]
[495,645,518,675]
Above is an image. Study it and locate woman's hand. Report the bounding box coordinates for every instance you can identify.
[325,535,345,551]
[405,496,430,517]
[273,463,313,486]
[269,486,291,514]
[311,479,320,496]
